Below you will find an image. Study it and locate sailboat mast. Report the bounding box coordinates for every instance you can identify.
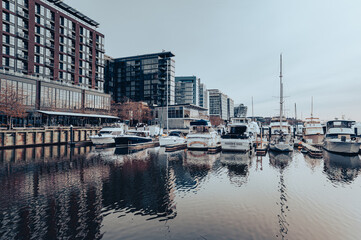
[311,96,313,120]
[252,96,254,121]
[280,54,283,131]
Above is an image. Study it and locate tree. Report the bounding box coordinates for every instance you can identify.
[111,99,152,126]
[0,83,28,128]
[210,115,224,127]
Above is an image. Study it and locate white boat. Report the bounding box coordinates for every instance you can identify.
[269,55,293,152]
[114,130,153,147]
[302,98,324,144]
[187,120,221,151]
[221,118,260,152]
[303,117,324,144]
[159,131,186,146]
[269,117,294,152]
[89,123,127,146]
[323,120,361,155]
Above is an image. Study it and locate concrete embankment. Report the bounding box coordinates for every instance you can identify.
[0,127,100,149]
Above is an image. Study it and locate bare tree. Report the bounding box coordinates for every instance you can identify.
[111,99,152,126]
[0,83,28,129]
[210,115,224,127]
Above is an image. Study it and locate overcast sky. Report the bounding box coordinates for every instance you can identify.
[65,0,361,121]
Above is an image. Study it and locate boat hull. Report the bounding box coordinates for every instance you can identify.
[269,142,294,152]
[159,137,186,147]
[89,136,115,146]
[221,138,252,152]
[114,135,152,147]
[323,140,361,155]
[187,135,221,150]
[303,134,324,144]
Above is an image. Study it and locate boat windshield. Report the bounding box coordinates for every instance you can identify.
[169,132,182,137]
[229,126,247,135]
[99,131,112,134]
[190,126,211,133]
[327,121,354,129]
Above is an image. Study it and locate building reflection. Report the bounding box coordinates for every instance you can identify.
[220,152,252,187]
[101,148,177,221]
[323,151,361,184]
[0,145,107,240]
[268,151,292,240]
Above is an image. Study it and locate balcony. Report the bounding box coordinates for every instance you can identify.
[46,42,54,49]
[16,10,29,19]
[16,53,28,61]
[46,23,55,31]
[45,61,54,68]
[96,45,105,52]
[16,31,29,40]
[67,50,75,56]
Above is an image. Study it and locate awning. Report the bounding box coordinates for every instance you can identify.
[37,110,119,119]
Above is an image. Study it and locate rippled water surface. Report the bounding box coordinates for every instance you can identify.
[1,146,361,240]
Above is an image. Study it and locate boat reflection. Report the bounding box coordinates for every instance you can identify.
[220,152,252,187]
[323,150,361,184]
[269,151,292,170]
[268,151,292,240]
[303,153,323,172]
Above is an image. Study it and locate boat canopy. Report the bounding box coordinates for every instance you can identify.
[190,120,209,126]
[327,120,354,129]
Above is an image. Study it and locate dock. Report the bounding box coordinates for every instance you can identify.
[165,143,187,152]
[301,142,323,158]
[127,141,160,151]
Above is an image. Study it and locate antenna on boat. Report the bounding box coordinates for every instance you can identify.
[280,54,283,131]
[295,103,297,124]
[311,96,313,119]
[252,96,254,121]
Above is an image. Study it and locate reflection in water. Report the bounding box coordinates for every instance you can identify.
[303,153,323,172]
[1,146,361,239]
[0,145,105,240]
[323,150,361,184]
[269,152,292,240]
[220,152,252,187]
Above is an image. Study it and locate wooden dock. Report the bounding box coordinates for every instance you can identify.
[165,143,187,152]
[124,141,160,151]
[301,142,323,158]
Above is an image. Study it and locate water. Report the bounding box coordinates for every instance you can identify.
[1,146,361,240]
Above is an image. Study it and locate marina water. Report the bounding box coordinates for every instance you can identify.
[1,146,361,240]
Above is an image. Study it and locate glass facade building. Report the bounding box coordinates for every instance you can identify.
[175,76,200,106]
[208,89,232,121]
[199,83,208,111]
[234,103,248,118]
[105,52,175,107]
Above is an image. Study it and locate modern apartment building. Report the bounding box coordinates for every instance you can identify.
[227,97,234,120]
[1,0,105,90]
[174,76,199,106]
[199,83,208,110]
[234,103,247,118]
[0,0,111,126]
[105,51,175,107]
[208,89,228,120]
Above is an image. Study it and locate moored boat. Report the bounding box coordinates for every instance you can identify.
[89,123,127,147]
[221,118,259,152]
[159,131,186,146]
[323,120,361,155]
[269,55,293,152]
[187,120,221,151]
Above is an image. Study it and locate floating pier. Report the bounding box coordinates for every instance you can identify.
[165,143,187,152]
[126,141,160,151]
[301,142,323,158]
